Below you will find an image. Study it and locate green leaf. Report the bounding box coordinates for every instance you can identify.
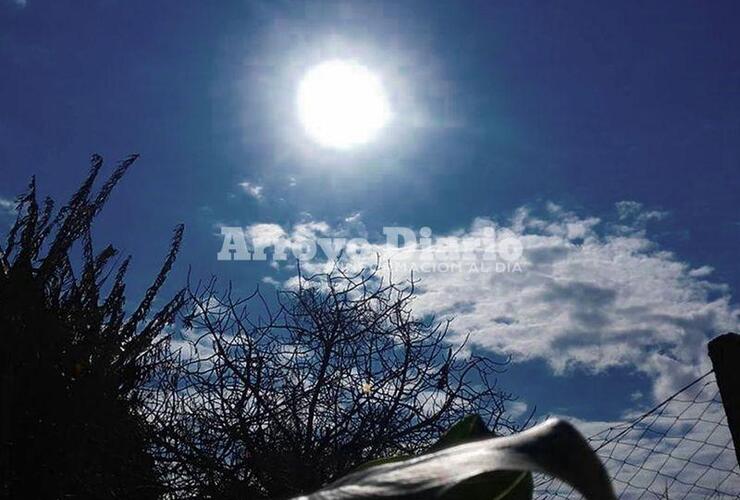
[426,415,493,454]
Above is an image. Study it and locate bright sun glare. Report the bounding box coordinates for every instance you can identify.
[297,60,391,150]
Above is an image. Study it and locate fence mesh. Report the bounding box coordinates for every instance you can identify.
[535,371,740,499]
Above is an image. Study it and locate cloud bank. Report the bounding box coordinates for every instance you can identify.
[245,202,739,402]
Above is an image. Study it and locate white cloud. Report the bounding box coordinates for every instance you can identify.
[615,200,645,220]
[0,197,16,222]
[0,197,14,213]
[238,181,264,201]
[508,401,529,419]
[403,207,736,402]
[688,265,714,278]
[261,276,281,287]
[259,202,739,404]
[614,200,668,233]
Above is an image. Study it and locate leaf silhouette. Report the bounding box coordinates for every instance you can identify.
[293,418,615,500]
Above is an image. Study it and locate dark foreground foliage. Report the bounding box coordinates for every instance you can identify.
[0,155,524,499]
[0,155,185,499]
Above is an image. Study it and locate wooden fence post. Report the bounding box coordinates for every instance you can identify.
[708,332,740,467]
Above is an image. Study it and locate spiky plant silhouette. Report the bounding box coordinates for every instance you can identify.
[0,155,185,499]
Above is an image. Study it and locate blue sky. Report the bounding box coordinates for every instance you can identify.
[1,0,739,426]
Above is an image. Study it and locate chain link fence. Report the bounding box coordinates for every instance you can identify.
[536,371,740,499]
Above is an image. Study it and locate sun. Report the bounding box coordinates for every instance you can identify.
[297,60,391,150]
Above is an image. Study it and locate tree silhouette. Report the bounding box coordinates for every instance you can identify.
[151,266,524,498]
[0,155,185,499]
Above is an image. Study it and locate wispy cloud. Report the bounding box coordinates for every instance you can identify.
[615,200,668,228]
[0,196,16,217]
[238,181,264,201]
[507,401,530,419]
[344,211,362,223]
[261,276,281,287]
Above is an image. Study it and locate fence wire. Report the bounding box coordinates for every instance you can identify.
[535,371,740,499]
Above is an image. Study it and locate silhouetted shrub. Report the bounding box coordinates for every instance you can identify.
[0,155,185,499]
